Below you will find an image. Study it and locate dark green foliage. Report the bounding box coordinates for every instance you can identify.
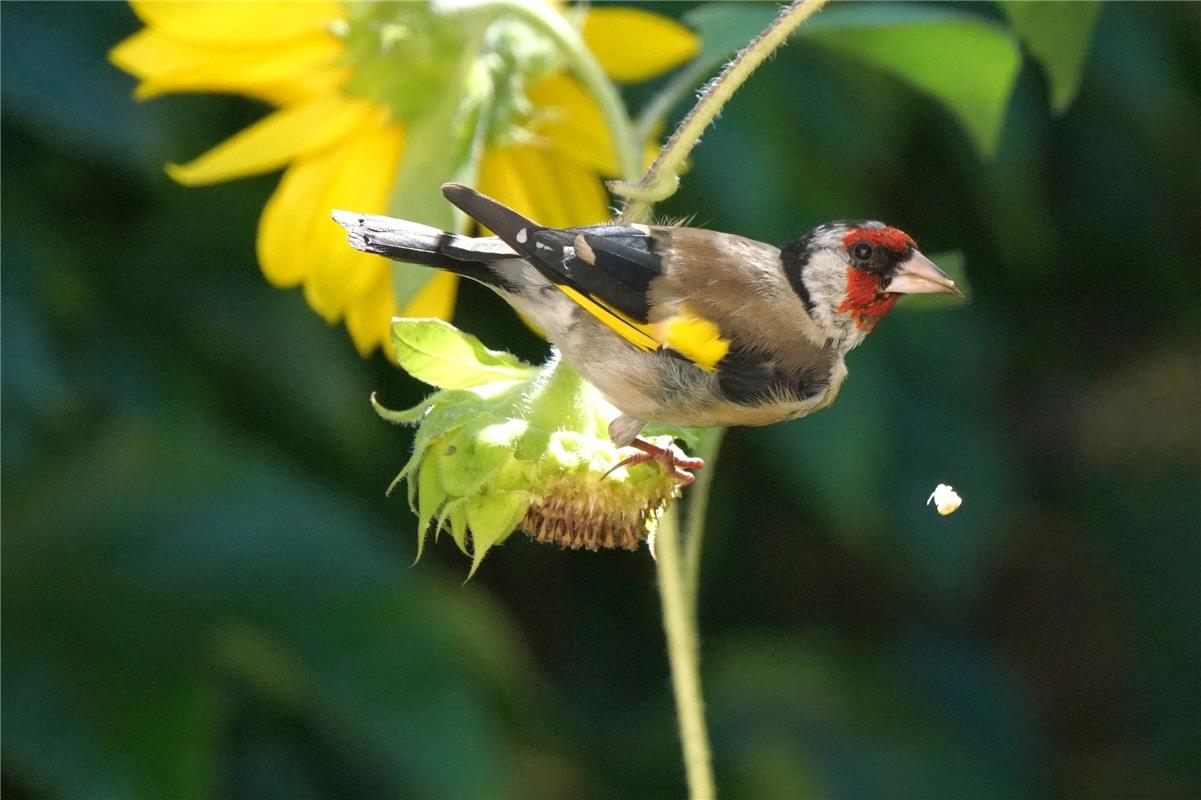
[3,2,1199,798]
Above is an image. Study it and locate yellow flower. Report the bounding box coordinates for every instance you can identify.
[111,1,698,355]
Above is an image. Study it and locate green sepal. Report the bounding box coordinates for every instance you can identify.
[446,502,470,553]
[400,389,510,487]
[438,419,524,497]
[391,319,538,389]
[415,438,450,561]
[370,392,434,426]
[465,491,530,577]
[375,323,682,572]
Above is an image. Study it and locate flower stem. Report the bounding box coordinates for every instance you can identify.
[520,350,591,432]
[457,0,642,183]
[616,0,829,223]
[617,4,831,796]
[682,427,726,604]
[633,55,719,153]
[655,503,715,800]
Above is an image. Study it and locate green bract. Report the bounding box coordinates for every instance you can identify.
[340,2,557,145]
[374,319,680,574]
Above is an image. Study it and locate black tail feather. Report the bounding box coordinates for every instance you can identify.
[331,209,519,288]
[441,183,544,255]
[332,210,458,268]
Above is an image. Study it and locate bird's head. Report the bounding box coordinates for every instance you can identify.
[782,221,961,351]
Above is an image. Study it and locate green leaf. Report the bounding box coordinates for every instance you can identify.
[707,636,1032,799]
[635,4,779,144]
[647,3,1021,164]
[391,318,536,389]
[1000,1,1101,112]
[683,3,777,70]
[2,420,523,799]
[674,3,1021,155]
[798,3,1022,154]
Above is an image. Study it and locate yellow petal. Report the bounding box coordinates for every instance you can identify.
[168,94,376,185]
[516,146,611,228]
[477,147,609,340]
[301,238,371,323]
[130,1,344,46]
[479,145,610,229]
[258,144,340,288]
[113,23,346,104]
[139,38,348,103]
[478,147,536,225]
[305,118,406,321]
[111,27,346,105]
[402,272,459,319]
[111,28,204,81]
[345,270,459,357]
[257,110,403,319]
[344,267,459,357]
[345,269,396,356]
[527,73,618,176]
[582,7,699,83]
[249,67,348,108]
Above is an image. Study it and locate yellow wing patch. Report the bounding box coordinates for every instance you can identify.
[557,288,730,372]
[559,285,658,350]
[656,306,730,372]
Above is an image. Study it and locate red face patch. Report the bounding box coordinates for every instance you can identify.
[841,226,915,253]
[837,267,898,331]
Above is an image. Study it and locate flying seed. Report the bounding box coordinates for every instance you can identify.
[927,483,962,516]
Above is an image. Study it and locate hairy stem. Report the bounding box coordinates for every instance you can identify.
[656,427,725,799]
[655,504,715,800]
[616,0,828,222]
[682,427,726,604]
[619,4,831,797]
[634,48,730,150]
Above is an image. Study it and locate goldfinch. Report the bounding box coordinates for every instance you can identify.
[334,183,961,482]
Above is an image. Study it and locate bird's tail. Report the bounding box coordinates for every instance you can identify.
[331,211,453,267]
[331,209,519,285]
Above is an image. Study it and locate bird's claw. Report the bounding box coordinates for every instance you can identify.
[603,438,705,486]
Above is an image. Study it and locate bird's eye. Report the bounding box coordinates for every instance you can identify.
[852,242,873,261]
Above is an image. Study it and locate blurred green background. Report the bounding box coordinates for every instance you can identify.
[3,2,1199,798]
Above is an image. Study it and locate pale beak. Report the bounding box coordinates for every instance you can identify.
[884,251,964,297]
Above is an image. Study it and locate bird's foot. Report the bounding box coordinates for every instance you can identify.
[603,438,705,486]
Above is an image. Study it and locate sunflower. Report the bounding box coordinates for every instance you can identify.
[111,1,698,354]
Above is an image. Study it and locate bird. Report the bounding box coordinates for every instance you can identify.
[333,183,962,483]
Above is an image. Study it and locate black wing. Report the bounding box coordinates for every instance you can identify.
[442,183,662,328]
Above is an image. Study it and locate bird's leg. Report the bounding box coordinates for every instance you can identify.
[604,438,705,486]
